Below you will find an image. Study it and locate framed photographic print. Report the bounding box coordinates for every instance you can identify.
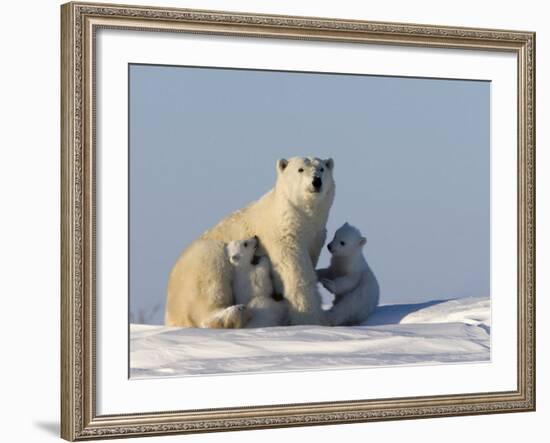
[61,1,536,440]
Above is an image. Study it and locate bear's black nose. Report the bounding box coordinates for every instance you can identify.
[327,243,333,253]
[312,176,322,190]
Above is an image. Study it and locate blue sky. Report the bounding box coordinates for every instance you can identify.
[129,64,490,325]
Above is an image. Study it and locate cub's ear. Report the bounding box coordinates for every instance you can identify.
[359,237,367,246]
[277,158,289,173]
[324,158,334,170]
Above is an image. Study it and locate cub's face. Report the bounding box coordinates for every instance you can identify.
[227,236,259,267]
[327,223,366,257]
[276,157,335,206]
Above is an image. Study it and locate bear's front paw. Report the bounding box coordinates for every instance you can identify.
[321,278,336,294]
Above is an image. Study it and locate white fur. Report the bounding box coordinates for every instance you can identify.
[165,156,335,327]
[317,223,380,326]
[227,237,288,328]
[201,304,250,329]
[226,237,272,305]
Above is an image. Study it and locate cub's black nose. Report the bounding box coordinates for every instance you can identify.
[327,244,333,253]
[312,176,322,190]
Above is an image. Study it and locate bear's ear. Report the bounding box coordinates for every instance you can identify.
[359,237,367,246]
[277,158,289,173]
[324,158,334,170]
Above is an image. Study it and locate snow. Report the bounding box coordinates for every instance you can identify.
[130,296,490,378]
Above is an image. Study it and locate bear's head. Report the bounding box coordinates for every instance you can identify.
[327,222,366,258]
[226,236,259,267]
[276,157,335,207]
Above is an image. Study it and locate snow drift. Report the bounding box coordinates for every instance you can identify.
[130,296,490,378]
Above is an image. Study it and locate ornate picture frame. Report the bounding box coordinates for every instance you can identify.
[61,1,535,440]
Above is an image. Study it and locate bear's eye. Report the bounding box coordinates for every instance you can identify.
[298,168,304,173]
[340,241,346,246]
[244,242,248,248]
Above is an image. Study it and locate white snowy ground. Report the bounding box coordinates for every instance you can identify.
[130,296,490,378]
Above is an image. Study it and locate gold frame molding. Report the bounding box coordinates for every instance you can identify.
[61,1,536,440]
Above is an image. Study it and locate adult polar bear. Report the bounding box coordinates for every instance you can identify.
[165,156,335,327]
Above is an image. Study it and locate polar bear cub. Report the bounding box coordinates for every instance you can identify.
[317,223,379,326]
[227,236,288,328]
